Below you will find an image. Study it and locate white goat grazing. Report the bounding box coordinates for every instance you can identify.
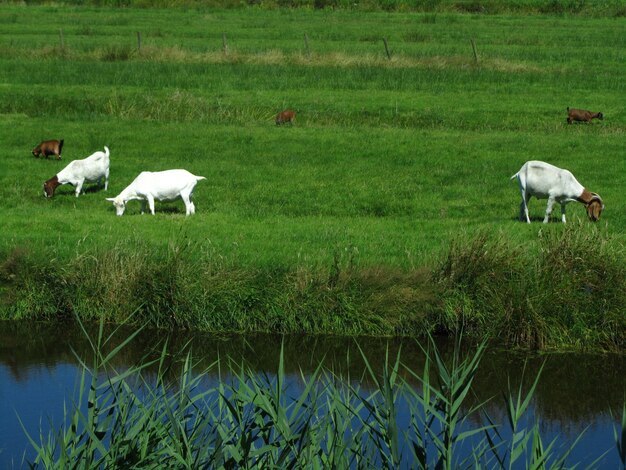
[43,146,110,198]
[106,169,206,216]
[511,160,604,224]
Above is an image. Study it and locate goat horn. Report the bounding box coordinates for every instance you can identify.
[589,193,605,210]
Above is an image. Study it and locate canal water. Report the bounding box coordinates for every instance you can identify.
[0,320,624,468]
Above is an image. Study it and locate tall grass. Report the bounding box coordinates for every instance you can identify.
[2,225,625,350]
[20,321,624,468]
[435,223,626,350]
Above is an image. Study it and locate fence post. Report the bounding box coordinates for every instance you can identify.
[222,32,228,55]
[304,33,310,58]
[383,37,391,60]
[470,38,479,64]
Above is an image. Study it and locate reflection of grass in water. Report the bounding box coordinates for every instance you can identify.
[20,319,622,468]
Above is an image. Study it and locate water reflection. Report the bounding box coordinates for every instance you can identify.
[0,320,624,467]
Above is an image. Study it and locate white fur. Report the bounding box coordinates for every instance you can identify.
[511,160,590,224]
[106,169,206,216]
[55,146,110,197]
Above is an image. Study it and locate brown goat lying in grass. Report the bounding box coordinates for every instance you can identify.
[275,109,296,125]
[567,107,603,124]
[32,139,64,160]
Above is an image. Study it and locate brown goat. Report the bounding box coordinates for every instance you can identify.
[567,107,603,124]
[32,139,64,160]
[275,109,296,125]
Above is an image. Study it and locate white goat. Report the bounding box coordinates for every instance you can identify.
[511,160,603,224]
[106,169,206,216]
[43,146,110,198]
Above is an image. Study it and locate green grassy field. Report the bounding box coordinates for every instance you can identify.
[1,5,625,348]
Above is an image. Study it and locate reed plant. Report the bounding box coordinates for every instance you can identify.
[615,403,626,470]
[19,319,624,468]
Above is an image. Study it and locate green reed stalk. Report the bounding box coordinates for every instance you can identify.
[19,319,623,468]
[615,403,626,470]
[402,336,492,469]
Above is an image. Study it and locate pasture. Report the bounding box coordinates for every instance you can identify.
[0,5,625,348]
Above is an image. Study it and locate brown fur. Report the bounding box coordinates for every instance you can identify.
[577,189,604,222]
[275,109,296,125]
[567,108,603,124]
[32,139,64,160]
[587,199,603,221]
[43,175,61,198]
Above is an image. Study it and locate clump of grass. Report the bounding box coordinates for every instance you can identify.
[436,231,527,338]
[0,246,29,285]
[435,224,626,350]
[355,266,442,335]
[98,44,134,62]
[534,224,626,348]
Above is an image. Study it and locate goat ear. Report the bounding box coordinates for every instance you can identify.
[105,197,115,202]
[587,200,603,222]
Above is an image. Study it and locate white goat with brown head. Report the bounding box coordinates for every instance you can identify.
[43,146,110,198]
[511,161,604,224]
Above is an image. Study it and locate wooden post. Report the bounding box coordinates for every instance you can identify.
[137,31,141,51]
[222,32,228,55]
[470,38,478,64]
[304,33,310,58]
[59,29,65,50]
[383,37,391,60]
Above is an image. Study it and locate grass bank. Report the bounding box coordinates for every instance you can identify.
[2,225,625,351]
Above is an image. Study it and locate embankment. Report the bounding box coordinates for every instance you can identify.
[1,225,624,352]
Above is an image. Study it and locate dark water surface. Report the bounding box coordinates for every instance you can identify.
[0,320,624,468]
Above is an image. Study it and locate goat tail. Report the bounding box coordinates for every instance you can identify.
[103,146,110,157]
[196,175,207,181]
[510,171,519,181]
